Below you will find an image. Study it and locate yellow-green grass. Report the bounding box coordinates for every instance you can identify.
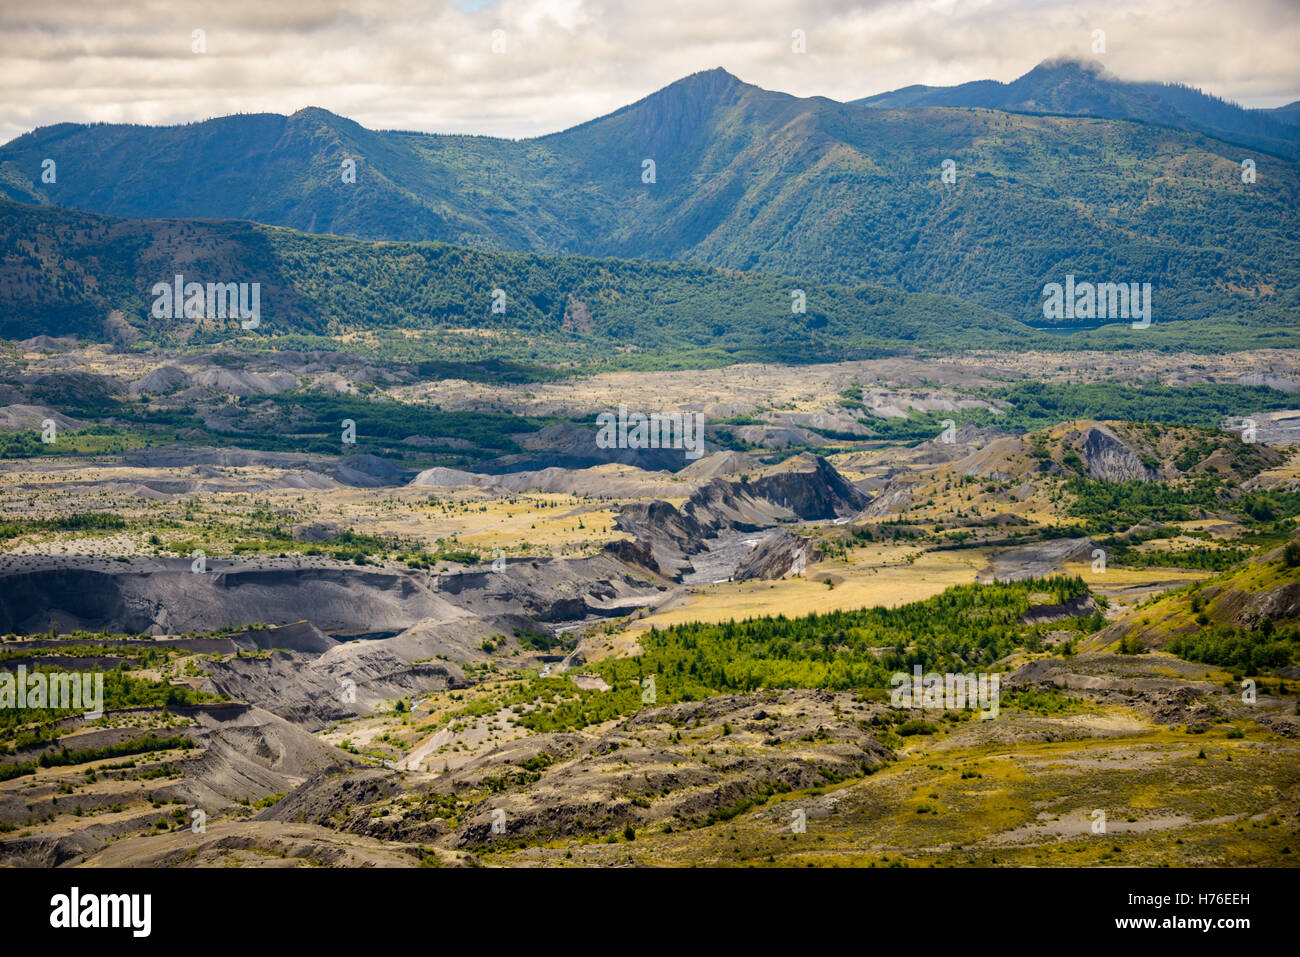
[490,705,1300,868]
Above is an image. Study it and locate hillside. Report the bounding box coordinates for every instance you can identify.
[0,196,1028,361]
[1103,536,1300,662]
[3,63,1298,328]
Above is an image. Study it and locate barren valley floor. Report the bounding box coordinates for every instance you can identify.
[1,342,1297,867]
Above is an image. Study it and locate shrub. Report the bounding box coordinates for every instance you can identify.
[897,720,938,736]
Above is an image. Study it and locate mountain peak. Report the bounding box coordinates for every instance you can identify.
[680,66,741,82]
[660,67,748,100]
[1006,57,1120,104]
[856,55,1298,158]
[561,67,762,145]
[290,106,346,122]
[1027,56,1109,77]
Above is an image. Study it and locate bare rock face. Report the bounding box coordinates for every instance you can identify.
[117,446,413,488]
[732,529,813,581]
[1246,580,1300,624]
[331,453,414,487]
[611,499,707,579]
[0,549,672,643]
[0,702,351,866]
[167,703,349,804]
[0,557,471,635]
[0,404,84,432]
[860,484,914,517]
[612,454,868,581]
[728,424,828,449]
[1019,592,1098,625]
[16,335,77,353]
[1072,424,1155,482]
[1221,579,1300,630]
[255,765,401,827]
[229,620,338,654]
[129,364,190,395]
[978,537,1096,582]
[602,538,661,575]
[130,362,298,397]
[199,649,466,730]
[102,309,139,347]
[677,450,759,480]
[713,453,870,522]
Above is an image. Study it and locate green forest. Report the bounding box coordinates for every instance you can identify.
[457,577,1097,734]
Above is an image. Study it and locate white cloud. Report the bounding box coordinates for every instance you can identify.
[1,0,1296,145]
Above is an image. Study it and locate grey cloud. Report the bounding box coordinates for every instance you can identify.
[0,0,1296,147]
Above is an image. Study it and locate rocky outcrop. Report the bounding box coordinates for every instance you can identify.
[732,529,814,581]
[612,454,868,581]
[1019,592,1098,625]
[130,364,297,396]
[255,765,401,826]
[1213,578,1300,631]
[0,550,670,637]
[229,620,338,653]
[977,537,1096,582]
[614,500,711,579]
[200,650,465,730]
[602,538,662,575]
[1072,424,1155,482]
[704,453,870,523]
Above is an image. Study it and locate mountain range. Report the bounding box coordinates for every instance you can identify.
[1,58,1297,344]
[856,58,1300,159]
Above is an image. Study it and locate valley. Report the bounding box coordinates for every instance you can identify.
[2,336,1298,868]
[1,36,1297,879]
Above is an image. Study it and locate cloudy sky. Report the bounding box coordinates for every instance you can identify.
[2,0,1298,144]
